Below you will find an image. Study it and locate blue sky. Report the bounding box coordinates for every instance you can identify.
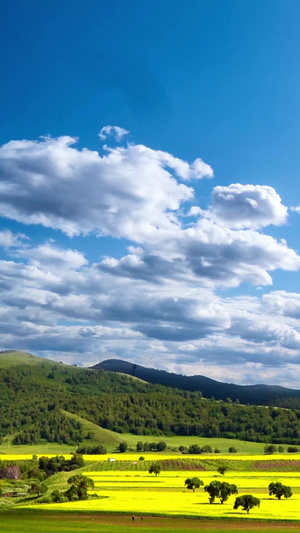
[1,0,300,386]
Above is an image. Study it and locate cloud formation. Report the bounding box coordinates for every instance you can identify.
[98,125,129,141]
[210,184,288,228]
[0,130,299,386]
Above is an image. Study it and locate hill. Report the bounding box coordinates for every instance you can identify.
[1,350,300,449]
[95,359,300,406]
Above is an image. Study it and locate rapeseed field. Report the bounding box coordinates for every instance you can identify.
[26,469,300,521]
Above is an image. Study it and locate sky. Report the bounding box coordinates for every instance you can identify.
[1,0,300,386]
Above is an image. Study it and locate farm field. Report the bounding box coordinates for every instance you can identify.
[25,469,300,521]
[3,511,300,533]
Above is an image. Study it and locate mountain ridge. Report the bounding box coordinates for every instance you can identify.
[94,358,300,406]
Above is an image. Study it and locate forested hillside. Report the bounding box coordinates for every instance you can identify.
[96,359,300,407]
[1,351,300,447]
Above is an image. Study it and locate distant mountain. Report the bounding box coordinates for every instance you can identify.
[95,359,300,406]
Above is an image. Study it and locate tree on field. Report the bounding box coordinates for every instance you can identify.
[28,482,47,496]
[228,447,238,453]
[149,463,161,476]
[234,494,260,513]
[118,441,128,453]
[66,474,94,500]
[50,489,68,503]
[204,481,238,504]
[264,444,277,454]
[217,465,228,476]
[185,477,204,492]
[268,482,292,500]
[188,444,202,454]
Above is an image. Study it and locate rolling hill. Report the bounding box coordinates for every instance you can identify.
[95,358,300,406]
[1,350,300,450]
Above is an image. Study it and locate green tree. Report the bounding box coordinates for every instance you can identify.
[268,482,292,500]
[50,489,68,503]
[28,482,47,496]
[217,465,228,476]
[149,463,161,476]
[66,474,94,501]
[185,477,204,492]
[188,444,202,454]
[264,444,277,454]
[118,441,128,453]
[204,481,238,504]
[234,494,260,513]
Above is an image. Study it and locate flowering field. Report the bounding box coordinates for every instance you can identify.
[26,469,300,521]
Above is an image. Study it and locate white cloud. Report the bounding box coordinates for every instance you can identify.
[0,130,299,386]
[209,184,288,228]
[0,229,26,248]
[99,125,129,141]
[15,242,88,270]
[0,136,199,239]
[263,291,300,319]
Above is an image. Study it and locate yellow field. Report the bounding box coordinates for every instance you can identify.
[26,469,300,521]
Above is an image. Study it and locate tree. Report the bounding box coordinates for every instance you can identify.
[228,447,238,453]
[188,444,202,454]
[234,494,260,513]
[118,441,128,453]
[204,481,238,504]
[149,463,161,476]
[185,477,204,492]
[264,444,277,454]
[136,441,143,452]
[50,489,68,503]
[217,465,228,476]
[66,474,94,500]
[268,482,292,500]
[28,482,47,496]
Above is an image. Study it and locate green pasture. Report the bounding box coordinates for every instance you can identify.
[0,419,271,456]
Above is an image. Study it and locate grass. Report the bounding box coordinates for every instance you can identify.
[0,433,274,456]
[0,351,46,368]
[3,510,300,533]
[121,434,267,455]
[61,411,124,450]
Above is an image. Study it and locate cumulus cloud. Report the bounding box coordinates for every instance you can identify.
[99,125,129,141]
[209,184,288,228]
[15,242,88,270]
[0,129,299,386]
[263,291,300,319]
[0,136,207,239]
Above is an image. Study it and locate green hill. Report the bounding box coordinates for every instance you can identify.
[1,350,300,452]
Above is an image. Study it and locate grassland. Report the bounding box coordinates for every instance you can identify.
[3,511,300,533]
[0,425,272,456]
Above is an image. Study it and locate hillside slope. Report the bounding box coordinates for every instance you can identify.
[95,359,300,406]
[1,351,300,447]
